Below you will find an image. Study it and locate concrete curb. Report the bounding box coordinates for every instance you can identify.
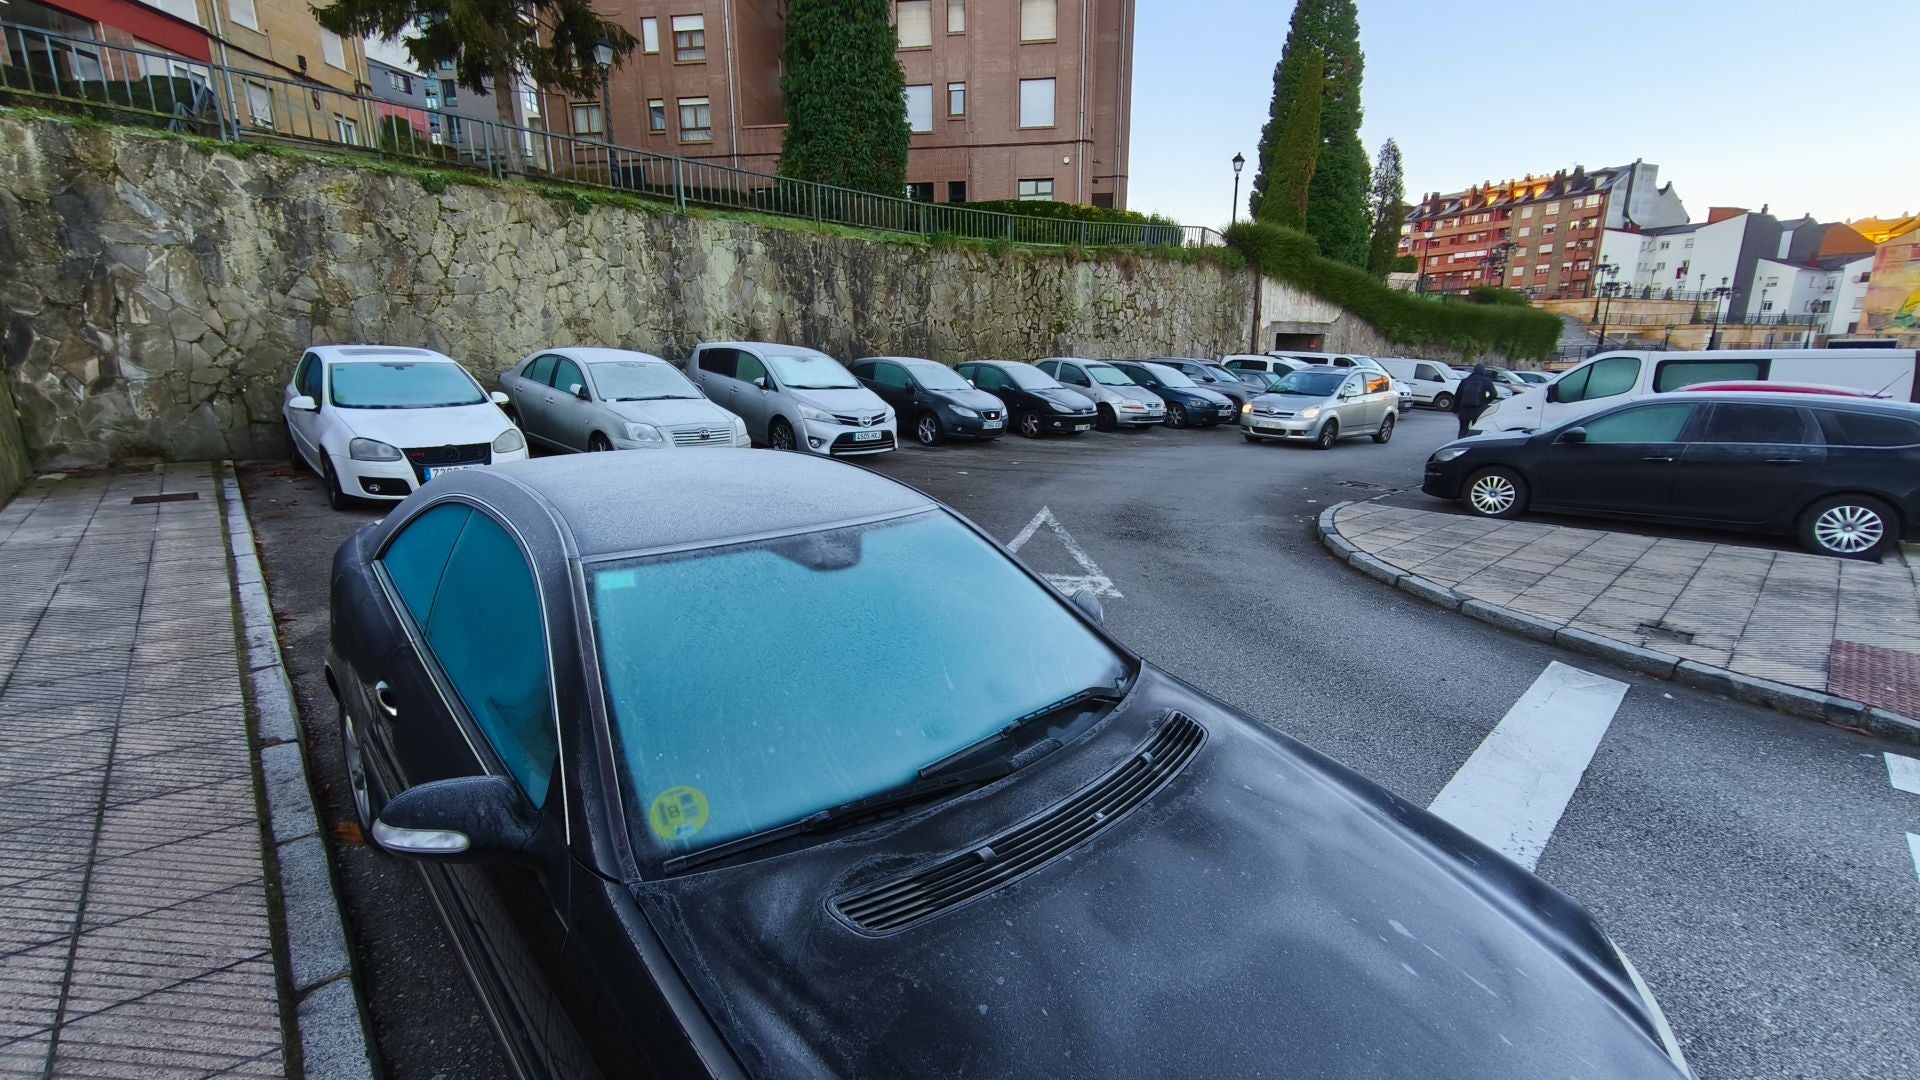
[1314,502,1920,748]
[219,465,376,1080]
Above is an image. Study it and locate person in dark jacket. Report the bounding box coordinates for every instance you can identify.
[1453,365,1498,437]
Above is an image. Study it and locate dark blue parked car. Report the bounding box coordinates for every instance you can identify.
[1108,361,1237,428]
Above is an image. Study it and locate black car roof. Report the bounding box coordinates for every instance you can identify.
[443,451,934,558]
[1657,391,1920,416]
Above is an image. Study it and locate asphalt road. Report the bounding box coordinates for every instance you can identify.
[240,406,1920,1080]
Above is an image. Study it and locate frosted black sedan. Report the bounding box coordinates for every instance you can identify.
[328,452,1691,1079]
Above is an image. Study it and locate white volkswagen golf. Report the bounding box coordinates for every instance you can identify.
[283,345,528,509]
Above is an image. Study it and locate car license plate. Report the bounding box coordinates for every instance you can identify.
[423,463,481,481]
[1073,424,1091,432]
[852,429,884,442]
[982,420,1003,430]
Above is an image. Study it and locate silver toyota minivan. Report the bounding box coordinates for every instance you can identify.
[685,342,896,456]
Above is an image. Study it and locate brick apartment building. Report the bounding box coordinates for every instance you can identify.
[550,0,1135,207]
[1399,162,1686,298]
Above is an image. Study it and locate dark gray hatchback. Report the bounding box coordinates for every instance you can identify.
[1424,391,1920,558]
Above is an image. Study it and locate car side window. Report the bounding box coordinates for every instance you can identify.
[298,354,324,399]
[974,366,1009,391]
[381,504,472,625]
[422,510,558,807]
[1414,363,1439,381]
[1060,365,1090,387]
[1699,403,1812,445]
[1558,356,1640,403]
[525,354,558,386]
[873,363,910,390]
[293,354,314,395]
[1365,374,1389,394]
[697,348,737,379]
[553,358,586,397]
[1817,410,1920,447]
[735,352,769,387]
[1579,403,1696,444]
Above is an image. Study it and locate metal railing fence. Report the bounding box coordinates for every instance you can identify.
[1,21,1221,249]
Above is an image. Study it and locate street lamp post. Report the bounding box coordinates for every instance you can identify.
[1592,261,1619,353]
[593,37,614,145]
[1230,153,1246,225]
[1708,276,1729,348]
[1662,325,1674,350]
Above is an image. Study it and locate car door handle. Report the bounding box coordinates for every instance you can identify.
[1765,457,1803,465]
[373,680,399,717]
[1642,455,1676,463]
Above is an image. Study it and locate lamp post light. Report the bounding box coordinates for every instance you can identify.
[1592,261,1619,353]
[1708,276,1729,348]
[593,37,614,146]
[1230,152,1246,225]
[1663,324,1675,350]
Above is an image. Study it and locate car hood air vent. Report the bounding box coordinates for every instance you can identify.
[833,712,1207,934]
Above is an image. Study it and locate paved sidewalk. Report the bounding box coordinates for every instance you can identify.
[1327,501,1920,724]
[0,466,285,1077]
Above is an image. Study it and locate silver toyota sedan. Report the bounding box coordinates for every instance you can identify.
[498,348,749,452]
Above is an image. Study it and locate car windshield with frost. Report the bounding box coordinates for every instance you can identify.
[330,362,487,409]
[768,353,861,390]
[588,509,1130,860]
[591,362,702,401]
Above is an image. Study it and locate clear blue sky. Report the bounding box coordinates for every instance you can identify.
[1129,0,1917,232]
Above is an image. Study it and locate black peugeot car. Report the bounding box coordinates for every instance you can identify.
[850,356,1009,445]
[1424,391,1920,559]
[329,451,1689,1079]
[955,360,1098,438]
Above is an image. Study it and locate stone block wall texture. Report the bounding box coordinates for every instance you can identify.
[0,113,1498,468]
[0,375,26,501]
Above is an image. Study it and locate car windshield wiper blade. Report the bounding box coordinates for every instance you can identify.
[660,759,1015,874]
[916,685,1124,781]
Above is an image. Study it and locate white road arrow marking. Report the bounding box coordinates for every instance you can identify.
[1428,661,1628,871]
[1884,753,1920,796]
[1006,506,1122,599]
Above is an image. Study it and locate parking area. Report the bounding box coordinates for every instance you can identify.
[239,407,1920,1080]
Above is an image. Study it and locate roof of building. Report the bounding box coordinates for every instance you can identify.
[1848,214,1920,245]
[1404,164,1623,223]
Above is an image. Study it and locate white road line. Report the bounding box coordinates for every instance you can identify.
[1885,753,1920,796]
[1005,507,1123,599]
[1428,661,1629,871]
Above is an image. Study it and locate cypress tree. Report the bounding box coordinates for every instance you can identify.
[1247,0,1370,265]
[1255,54,1322,231]
[1365,138,1405,276]
[779,0,910,197]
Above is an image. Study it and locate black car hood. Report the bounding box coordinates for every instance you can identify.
[1032,386,1094,412]
[634,670,1676,1079]
[934,387,1008,412]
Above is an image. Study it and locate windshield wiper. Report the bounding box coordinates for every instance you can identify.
[915,685,1124,781]
[661,758,1015,874]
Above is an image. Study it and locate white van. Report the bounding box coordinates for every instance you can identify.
[1475,348,1920,433]
[1377,358,1463,409]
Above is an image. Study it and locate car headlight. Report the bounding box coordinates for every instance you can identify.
[798,405,835,424]
[492,428,525,454]
[1051,402,1079,415]
[348,438,402,462]
[1297,406,1322,420]
[1240,402,1252,414]
[1432,446,1470,462]
[623,423,664,446]
[950,406,978,418]
[1120,402,1146,411]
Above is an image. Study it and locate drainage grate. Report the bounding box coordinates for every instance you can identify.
[130,492,200,505]
[1637,621,1694,646]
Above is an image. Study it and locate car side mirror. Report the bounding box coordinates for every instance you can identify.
[1545,383,1561,403]
[372,775,539,865]
[288,394,319,412]
[567,383,588,400]
[968,380,977,388]
[489,391,510,406]
[692,385,707,398]
[1559,426,1588,444]
[752,376,769,390]
[1070,587,1104,626]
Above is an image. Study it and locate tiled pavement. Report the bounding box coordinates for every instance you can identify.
[1333,501,1920,718]
[0,466,285,1077]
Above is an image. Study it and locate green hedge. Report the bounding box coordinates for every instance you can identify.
[1226,222,1560,358]
[1466,286,1532,306]
[951,199,1168,226]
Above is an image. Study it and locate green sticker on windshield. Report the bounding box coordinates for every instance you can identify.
[648,786,710,841]
[599,570,636,591]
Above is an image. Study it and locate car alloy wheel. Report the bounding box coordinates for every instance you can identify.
[1373,413,1395,444]
[341,705,374,833]
[1313,419,1338,450]
[589,433,613,452]
[916,412,942,446]
[1465,469,1526,518]
[770,418,796,451]
[1802,496,1893,559]
[1433,392,1455,411]
[1020,411,1043,439]
[1168,403,1188,428]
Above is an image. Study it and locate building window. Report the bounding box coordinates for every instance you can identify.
[335,114,358,145]
[897,1,932,48]
[1545,202,1560,215]
[1517,226,1530,237]
[571,102,603,135]
[388,70,412,94]
[906,182,934,202]
[1021,0,1057,41]
[228,0,259,31]
[1520,206,1533,219]
[648,98,666,131]
[948,81,965,116]
[641,17,659,53]
[673,15,705,62]
[321,29,347,70]
[948,179,967,202]
[244,81,272,128]
[1761,300,1774,312]
[1018,77,1055,127]
[1018,177,1054,200]
[948,0,966,33]
[440,78,457,105]
[904,84,932,132]
[678,97,712,141]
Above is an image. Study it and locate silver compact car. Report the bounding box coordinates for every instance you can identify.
[1241,365,1398,449]
[499,348,748,452]
[1035,358,1166,430]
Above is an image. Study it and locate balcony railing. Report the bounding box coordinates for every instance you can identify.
[0,21,1220,249]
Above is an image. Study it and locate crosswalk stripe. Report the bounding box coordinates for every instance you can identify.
[1909,834,1920,889]
[1885,753,1920,796]
[1428,661,1629,871]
